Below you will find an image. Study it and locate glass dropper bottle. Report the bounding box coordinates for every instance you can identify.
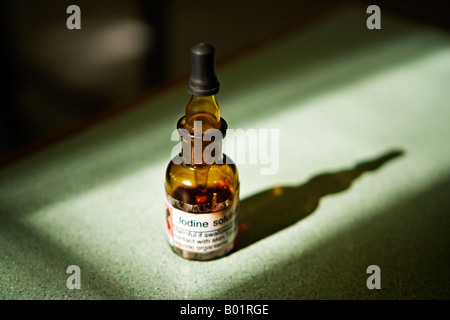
[164,43,240,260]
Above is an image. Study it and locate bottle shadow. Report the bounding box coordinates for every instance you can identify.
[233,149,404,252]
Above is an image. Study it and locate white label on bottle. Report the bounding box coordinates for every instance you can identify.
[165,199,238,253]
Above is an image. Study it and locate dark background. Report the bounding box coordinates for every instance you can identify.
[1,0,448,160]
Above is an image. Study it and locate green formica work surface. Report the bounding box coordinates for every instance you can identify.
[1,5,450,300]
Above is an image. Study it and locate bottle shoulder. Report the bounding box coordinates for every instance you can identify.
[165,154,239,202]
[166,154,238,175]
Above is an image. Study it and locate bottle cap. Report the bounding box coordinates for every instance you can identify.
[187,43,220,96]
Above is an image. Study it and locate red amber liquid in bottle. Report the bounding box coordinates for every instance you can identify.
[164,43,239,260]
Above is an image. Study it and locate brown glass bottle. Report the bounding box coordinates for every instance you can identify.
[164,43,239,260]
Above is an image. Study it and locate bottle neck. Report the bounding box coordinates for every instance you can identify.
[178,96,226,165]
[180,135,223,166]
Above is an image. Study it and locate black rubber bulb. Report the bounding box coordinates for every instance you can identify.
[187,43,220,96]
